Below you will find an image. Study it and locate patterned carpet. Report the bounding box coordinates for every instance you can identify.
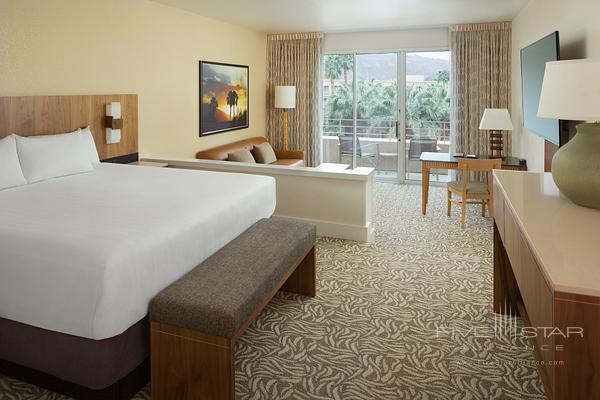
[0,183,544,400]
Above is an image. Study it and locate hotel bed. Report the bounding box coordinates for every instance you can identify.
[0,162,276,394]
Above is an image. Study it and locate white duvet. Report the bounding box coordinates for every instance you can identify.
[0,163,276,340]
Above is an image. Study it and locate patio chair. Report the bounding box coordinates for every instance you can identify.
[408,137,438,160]
[338,135,379,168]
[409,137,440,180]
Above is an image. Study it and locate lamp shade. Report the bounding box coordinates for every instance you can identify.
[538,60,600,121]
[274,86,296,109]
[479,108,513,131]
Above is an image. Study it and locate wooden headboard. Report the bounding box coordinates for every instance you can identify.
[0,94,138,160]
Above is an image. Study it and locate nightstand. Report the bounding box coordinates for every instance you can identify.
[129,161,169,168]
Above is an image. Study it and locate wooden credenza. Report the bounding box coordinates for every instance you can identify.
[493,171,600,400]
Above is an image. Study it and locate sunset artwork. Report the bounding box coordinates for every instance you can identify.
[200,61,249,136]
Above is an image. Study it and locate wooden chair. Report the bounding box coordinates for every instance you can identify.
[447,158,502,228]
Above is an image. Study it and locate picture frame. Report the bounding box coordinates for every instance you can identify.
[199,61,249,136]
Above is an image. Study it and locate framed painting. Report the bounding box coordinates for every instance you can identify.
[199,61,249,136]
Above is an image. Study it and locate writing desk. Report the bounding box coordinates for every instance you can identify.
[420,152,526,215]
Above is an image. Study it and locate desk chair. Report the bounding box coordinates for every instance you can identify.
[447,158,502,228]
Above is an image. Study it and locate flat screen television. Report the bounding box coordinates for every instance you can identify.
[520,31,561,145]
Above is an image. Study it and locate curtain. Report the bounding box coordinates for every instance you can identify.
[450,22,511,158]
[267,32,323,167]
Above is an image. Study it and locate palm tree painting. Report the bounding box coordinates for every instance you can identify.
[200,61,249,136]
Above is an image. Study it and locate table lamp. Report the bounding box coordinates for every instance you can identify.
[479,108,513,158]
[274,86,296,151]
[538,59,600,209]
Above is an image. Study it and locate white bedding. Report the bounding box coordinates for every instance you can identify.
[0,163,276,340]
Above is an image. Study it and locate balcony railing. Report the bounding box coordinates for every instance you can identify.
[322,118,451,142]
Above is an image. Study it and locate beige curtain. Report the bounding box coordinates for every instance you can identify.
[267,32,323,166]
[450,22,511,157]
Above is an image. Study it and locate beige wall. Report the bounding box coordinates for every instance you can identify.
[512,0,600,171]
[0,0,267,158]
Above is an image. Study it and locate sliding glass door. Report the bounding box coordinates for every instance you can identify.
[404,51,451,181]
[355,53,399,178]
[322,54,355,166]
[322,53,399,178]
[322,50,451,183]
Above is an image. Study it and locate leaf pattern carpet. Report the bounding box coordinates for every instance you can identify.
[0,182,544,400]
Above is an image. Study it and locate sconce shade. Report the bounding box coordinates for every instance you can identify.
[106,102,121,118]
[479,109,513,131]
[105,101,122,145]
[274,86,296,109]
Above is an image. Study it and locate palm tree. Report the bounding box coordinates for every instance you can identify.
[405,80,450,138]
[324,77,450,139]
[226,91,237,120]
[209,96,218,121]
[232,91,239,117]
[324,56,343,96]
[338,54,353,83]
[435,70,450,83]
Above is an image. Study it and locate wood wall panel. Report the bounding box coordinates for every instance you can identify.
[544,140,558,172]
[0,95,138,160]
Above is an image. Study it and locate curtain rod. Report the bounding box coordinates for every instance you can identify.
[449,22,511,32]
[268,32,324,41]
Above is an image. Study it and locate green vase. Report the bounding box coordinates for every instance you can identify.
[552,122,600,209]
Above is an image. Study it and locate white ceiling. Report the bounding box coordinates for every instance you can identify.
[152,0,529,33]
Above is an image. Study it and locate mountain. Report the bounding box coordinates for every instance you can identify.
[355,54,450,81]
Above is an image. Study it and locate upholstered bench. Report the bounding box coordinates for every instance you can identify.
[149,218,316,400]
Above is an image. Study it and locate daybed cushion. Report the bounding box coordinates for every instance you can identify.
[252,142,277,164]
[228,149,256,163]
[150,218,316,337]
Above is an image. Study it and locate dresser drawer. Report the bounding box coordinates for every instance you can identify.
[502,201,555,391]
[514,228,556,398]
[503,205,522,284]
[519,232,555,391]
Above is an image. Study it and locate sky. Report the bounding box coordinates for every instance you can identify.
[201,63,248,115]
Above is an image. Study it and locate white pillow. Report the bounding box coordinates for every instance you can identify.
[15,130,94,183]
[0,135,27,191]
[81,126,101,163]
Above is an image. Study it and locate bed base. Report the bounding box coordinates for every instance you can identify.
[0,358,149,400]
[0,316,149,400]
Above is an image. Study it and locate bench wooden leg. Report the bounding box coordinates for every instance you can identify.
[151,322,234,400]
[281,246,316,297]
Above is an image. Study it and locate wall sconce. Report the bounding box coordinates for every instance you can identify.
[105,102,122,144]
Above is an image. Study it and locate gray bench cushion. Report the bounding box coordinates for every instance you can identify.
[149,218,316,337]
